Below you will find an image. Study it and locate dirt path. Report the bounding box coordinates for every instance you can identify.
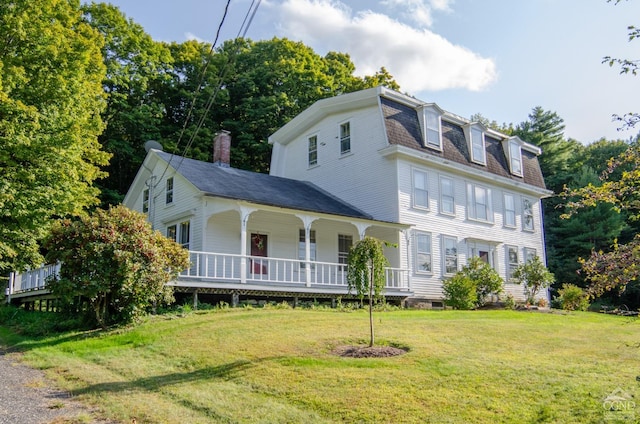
[0,348,114,424]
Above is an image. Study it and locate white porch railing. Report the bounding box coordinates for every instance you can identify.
[180,251,410,290]
[9,252,410,296]
[10,263,61,294]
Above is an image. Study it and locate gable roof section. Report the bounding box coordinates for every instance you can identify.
[155,151,374,220]
[380,97,547,190]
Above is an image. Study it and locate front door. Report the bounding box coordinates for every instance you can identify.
[251,233,268,274]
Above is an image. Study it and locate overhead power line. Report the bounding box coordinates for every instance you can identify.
[155,0,262,187]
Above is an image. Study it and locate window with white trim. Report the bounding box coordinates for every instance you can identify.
[503,193,516,228]
[470,127,486,164]
[413,169,429,210]
[167,225,177,242]
[308,135,318,167]
[340,122,351,154]
[142,189,149,213]
[179,221,190,249]
[338,234,352,267]
[509,141,523,176]
[524,248,537,263]
[522,198,534,231]
[440,176,455,215]
[298,229,316,268]
[443,236,458,275]
[425,109,442,149]
[415,232,432,273]
[506,245,519,282]
[167,221,190,249]
[466,183,493,222]
[166,177,174,204]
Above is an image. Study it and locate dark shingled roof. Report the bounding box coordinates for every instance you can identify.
[156,151,373,220]
[381,97,547,190]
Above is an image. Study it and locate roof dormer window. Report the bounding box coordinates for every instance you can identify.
[469,125,486,165]
[503,136,531,177]
[509,140,523,176]
[418,104,443,150]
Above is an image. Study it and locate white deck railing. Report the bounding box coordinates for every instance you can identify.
[9,263,61,294]
[9,252,410,295]
[180,251,410,290]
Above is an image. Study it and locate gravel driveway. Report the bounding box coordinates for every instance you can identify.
[0,347,114,424]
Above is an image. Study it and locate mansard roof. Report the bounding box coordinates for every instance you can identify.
[155,151,374,220]
[380,96,547,190]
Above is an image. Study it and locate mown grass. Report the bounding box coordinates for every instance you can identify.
[1,308,639,423]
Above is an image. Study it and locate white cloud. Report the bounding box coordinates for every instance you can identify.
[275,0,496,92]
[185,32,205,42]
[381,0,454,27]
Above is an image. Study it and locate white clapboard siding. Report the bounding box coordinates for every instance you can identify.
[271,103,401,223]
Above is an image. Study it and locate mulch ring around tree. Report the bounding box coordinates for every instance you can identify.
[333,345,407,358]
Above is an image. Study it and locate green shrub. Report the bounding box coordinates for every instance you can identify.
[502,293,516,310]
[443,257,503,310]
[0,305,85,337]
[443,275,477,310]
[556,284,589,311]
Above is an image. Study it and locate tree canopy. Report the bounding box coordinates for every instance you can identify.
[0,0,110,274]
[80,4,401,203]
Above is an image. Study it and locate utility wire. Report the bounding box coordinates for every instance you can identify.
[172,0,262,172]
[156,0,261,187]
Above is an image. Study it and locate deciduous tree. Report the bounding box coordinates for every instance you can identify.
[0,0,110,274]
[347,237,390,347]
[511,256,555,304]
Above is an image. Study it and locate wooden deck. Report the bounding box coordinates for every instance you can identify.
[7,252,412,305]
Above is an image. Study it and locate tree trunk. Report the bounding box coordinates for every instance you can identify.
[369,262,374,347]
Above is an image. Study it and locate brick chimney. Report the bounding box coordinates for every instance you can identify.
[213,130,231,167]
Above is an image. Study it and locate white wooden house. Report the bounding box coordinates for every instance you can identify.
[268,86,552,306]
[118,128,411,306]
[8,87,551,307]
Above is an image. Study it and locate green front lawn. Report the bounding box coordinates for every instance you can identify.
[2,308,638,423]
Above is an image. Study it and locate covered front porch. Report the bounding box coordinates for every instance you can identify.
[173,199,412,298]
[8,201,413,305]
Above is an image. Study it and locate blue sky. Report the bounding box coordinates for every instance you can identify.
[102,0,640,144]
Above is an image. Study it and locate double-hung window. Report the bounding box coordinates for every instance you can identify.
[467,183,492,222]
[506,245,519,282]
[470,127,486,164]
[298,229,316,268]
[166,177,174,204]
[503,193,516,228]
[308,135,318,167]
[440,176,455,215]
[338,234,352,269]
[167,221,190,249]
[522,198,534,231]
[415,232,432,273]
[413,169,429,210]
[167,225,177,242]
[443,236,458,275]
[340,122,351,154]
[524,248,537,263]
[509,141,523,176]
[142,189,149,213]
[425,109,442,149]
[179,221,190,249]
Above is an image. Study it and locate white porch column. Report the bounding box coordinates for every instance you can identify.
[403,229,411,291]
[354,223,371,241]
[295,214,317,287]
[239,206,256,284]
[6,273,14,304]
